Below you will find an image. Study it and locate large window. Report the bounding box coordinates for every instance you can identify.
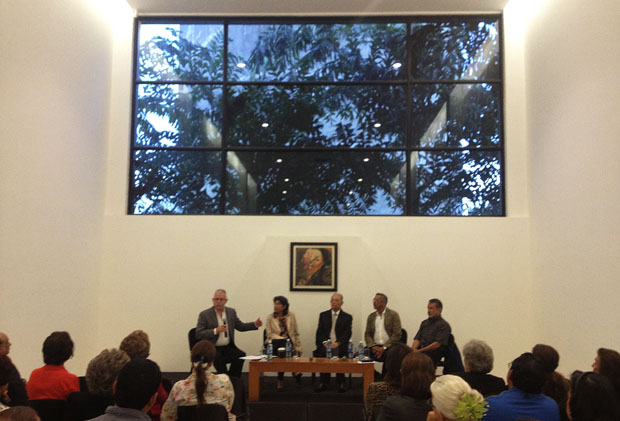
[130,16,503,216]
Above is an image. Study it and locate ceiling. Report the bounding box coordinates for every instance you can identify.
[125,0,510,16]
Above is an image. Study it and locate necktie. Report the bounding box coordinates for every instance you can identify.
[330,312,337,343]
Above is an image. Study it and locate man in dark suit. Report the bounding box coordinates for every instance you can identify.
[314,293,352,393]
[195,289,263,378]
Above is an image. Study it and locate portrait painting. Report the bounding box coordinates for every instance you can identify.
[290,242,337,291]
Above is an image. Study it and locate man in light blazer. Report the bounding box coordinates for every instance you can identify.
[195,289,263,378]
[314,293,353,392]
[364,293,402,365]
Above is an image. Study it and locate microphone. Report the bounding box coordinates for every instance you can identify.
[222,318,228,338]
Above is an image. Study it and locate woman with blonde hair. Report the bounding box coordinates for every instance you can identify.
[427,375,487,421]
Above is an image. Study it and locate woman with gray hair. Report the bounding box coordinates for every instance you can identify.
[454,339,506,397]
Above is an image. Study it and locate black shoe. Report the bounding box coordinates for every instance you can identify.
[294,373,302,386]
[314,383,327,393]
[337,383,346,393]
[277,380,284,392]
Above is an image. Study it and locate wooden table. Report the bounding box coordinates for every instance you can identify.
[248,357,375,401]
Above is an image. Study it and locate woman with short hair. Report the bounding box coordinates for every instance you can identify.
[26,331,80,400]
[161,340,235,421]
[377,352,434,421]
[426,375,487,421]
[455,339,506,398]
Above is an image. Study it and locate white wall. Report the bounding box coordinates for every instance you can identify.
[0,0,118,375]
[5,0,617,383]
[525,0,620,375]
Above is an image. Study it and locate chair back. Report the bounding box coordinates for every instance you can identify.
[178,404,228,421]
[400,328,408,344]
[188,327,199,351]
[29,399,67,421]
[442,334,465,374]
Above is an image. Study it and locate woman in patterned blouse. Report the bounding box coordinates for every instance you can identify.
[161,340,235,421]
[265,296,302,391]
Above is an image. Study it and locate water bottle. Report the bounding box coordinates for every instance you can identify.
[267,341,273,361]
[347,340,354,359]
[326,338,332,359]
[286,338,292,358]
[358,341,365,360]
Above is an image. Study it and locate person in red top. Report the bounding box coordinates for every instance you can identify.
[27,331,79,400]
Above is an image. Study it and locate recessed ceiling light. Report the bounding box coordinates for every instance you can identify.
[392,62,402,69]
[261,122,269,128]
[357,178,363,182]
[363,157,370,162]
[282,190,287,194]
[276,159,283,163]
[346,202,351,207]
[236,62,246,68]
[349,191,354,195]
[284,178,290,182]
[373,123,382,128]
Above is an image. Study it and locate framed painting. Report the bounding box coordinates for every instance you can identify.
[290,242,337,291]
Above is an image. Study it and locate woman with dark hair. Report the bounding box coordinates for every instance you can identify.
[592,347,620,402]
[265,296,302,391]
[532,344,570,420]
[26,331,80,400]
[567,371,619,421]
[365,343,412,420]
[377,352,434,421]
[161,340,235,421]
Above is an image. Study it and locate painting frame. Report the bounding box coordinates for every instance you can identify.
[290,242,338,292]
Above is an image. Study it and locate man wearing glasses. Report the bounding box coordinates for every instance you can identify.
[196,289,263,378]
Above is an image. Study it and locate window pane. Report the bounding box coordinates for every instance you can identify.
[226,151,406,215]
[410,19,500,80]
[137,23,224,81]
[228,85,406,147]
[411,151,502,216]
[135,84,223,147]
[228,23,406,81]
[131,150,221,214]
[411,83,500,148]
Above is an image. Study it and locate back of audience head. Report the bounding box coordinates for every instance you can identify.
[400,352,434,400]
[42,331,74,365]
[86,348,130,397]
[0,333,10,357]
[532,344,560,373]
[430,375,486,420]
[0,406,41,421]
[568,371,619,421]
[119,330,150,359]
[462,339,494,374]
[383,342,412,388]
[594,348,620,399]
[191,340,217,405]
[508,352,546,394]
[114,358,161,411]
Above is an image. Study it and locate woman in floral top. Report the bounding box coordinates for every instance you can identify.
[161,340,235,421]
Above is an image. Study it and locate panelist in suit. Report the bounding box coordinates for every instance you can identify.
[195,289,263,378]
[314,293,353,393]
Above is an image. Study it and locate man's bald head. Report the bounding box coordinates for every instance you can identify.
[0,333,10,357]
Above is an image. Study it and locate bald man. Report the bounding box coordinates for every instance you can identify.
[0,333,28,406]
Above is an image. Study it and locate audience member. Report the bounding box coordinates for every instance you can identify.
[265,296,302,391]
[195,289,262,378]
[532,344,570,420]
[455,339,506,397]
[314,293,352,393]
[364,342,412,421]
[88,358,161,421]
[27,331,80,400]
[364,293,402,369]
[0,355,13,412]
[427,375,487,421]
[161,340,235,421]
[66,349,130,421]
[592,347,620,402]
[412,298,451,364]
[119,331,167,421]
[0,406,40,421]
[484,352,559,421]
[0,333,28,406]
[376,352,434,421]
[567,370,619,421]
